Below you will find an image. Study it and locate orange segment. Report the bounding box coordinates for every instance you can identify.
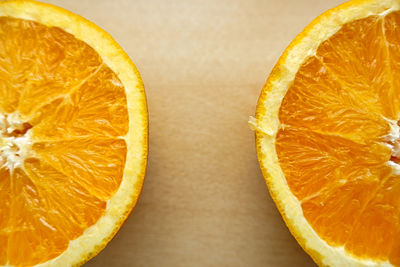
[23,159,106,240]
[0,168,10,265]
[32,138,127,200]
[0,17,102,115]
[315,16,394,119]
[383,11,400,118]
[0,1,147,265]
[18,28,102,117]
[7,168,67,266]
[345,175,400,261]
[276,128,392,201]
[390,233,400,266]
[8,164,105,266]
[301,177,384,247]
[31,64,129,139]
[0,17,37,113]
[279,56,391,144]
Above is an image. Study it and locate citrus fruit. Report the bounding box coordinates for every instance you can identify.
[0,0,148,266]
[253,0,400,266]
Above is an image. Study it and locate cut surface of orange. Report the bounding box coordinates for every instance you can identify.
[253,0,400,266]
[0,1,147,266]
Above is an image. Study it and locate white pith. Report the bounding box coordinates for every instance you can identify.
[0,113,32,172]
[381,118,400,174]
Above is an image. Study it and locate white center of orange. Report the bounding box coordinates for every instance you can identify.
[0,113,32,172]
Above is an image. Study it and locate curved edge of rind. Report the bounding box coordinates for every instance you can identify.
[77,67,149,267]
[255,131,326,266]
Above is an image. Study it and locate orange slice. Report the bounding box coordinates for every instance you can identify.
[253,0,400,266]
[0,0,148,266]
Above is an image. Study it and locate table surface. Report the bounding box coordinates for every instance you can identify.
[41,0,346,266]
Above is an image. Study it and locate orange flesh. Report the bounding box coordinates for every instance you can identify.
[277,12,400,265]
[0,17,128,265]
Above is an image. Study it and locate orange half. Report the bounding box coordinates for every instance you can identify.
[254,0,400,266]
[0,1,148,266]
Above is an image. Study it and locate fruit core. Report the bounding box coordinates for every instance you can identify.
[0,113,32,171]
[383,119,400,170]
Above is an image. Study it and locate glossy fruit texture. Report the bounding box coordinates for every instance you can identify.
[0,17,129,266]
[277,12,400,265]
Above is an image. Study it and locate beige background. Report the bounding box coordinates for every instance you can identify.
[41,0,346,266]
